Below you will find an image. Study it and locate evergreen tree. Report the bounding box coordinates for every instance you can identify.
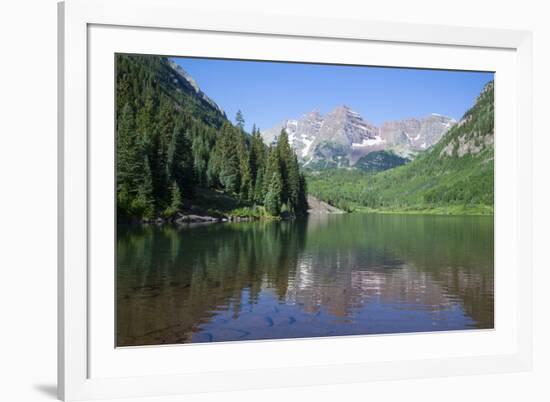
[272,129,303,213]
[167,118,194,199]
[164,180,182,218]
[135,85,155,151]
[157,98,176,149]
[117,103,146,219]
[264,169,283,216]
[249,125,258,180]
[206,151,220,188]
[287,154,301,212]
[275,129,293,204]
[131,155,155,218]
[241,126,268,205]
[253,166,265,205]
[263,146,283,215]
[117,103,137,191]
[237,132,252,202]
[235,110,245,131]
[217,123,241,194]
[249,128,265,184]
[149,99,174,207]
[191,129,210,187]
[205,123,224,188]
[296,172,309,216]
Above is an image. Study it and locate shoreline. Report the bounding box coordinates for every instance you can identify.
[119,197,493,226]
[348,205,494,216]
[121,206,493,226]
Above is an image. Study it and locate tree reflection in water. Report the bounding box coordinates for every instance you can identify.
[117,214,493,346]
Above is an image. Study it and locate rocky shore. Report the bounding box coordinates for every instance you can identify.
[140,210,258,225]
[136,195,344,226]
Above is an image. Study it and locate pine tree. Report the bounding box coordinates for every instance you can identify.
[117,103,146,219]
[235,110,245,131]
[206,125,223,188]
[206,150,220,188]
[249,128,265,184]
[157,98,176,150]
[249,126,258,180]
[191,130,209,187]
[275,129,294,205]
[263,146,283,215]
[148,101,172,208]
[167,118,194,199]
[135,85,155,152]
[264,169,283,216]
[286,153,301,213]
[253,166,265,204]
[217,123,241,194]
[237,132,252,202]
[297,173,309,216]
[131,155,155,219]
[117,103,136,192]
[164,181,182,218]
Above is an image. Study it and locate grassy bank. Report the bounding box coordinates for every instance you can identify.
[350,204,493,216]
[226,206,282,220]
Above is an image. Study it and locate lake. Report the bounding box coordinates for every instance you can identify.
[116,213,494,346]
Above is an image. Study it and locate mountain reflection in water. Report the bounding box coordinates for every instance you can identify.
[116,214,493,346]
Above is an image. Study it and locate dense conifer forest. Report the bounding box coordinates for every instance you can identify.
[116,55,308,222]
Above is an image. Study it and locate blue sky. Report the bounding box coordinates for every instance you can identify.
[172,57,493,132]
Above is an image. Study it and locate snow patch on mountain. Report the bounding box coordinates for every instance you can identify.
[301,137,314,157]
[351,136,385,147]
[262,106,455,168]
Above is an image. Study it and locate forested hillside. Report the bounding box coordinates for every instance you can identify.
[354,150,409,173]
[116,55,307,222]
[307,81,494,214]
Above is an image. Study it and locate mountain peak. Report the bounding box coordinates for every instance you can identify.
[331,105,356,114]
[262,107,455,168]
[302,110,323,120]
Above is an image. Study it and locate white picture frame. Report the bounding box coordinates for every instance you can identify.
[58,0,533,400]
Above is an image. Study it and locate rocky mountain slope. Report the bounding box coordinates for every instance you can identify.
[262,106,455,169]
[117,55,228,129]
[168,60,227,119]
[306,195,345,214]
[436,81,494,159]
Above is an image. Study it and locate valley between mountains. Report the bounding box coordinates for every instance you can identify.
[116,55,494,223]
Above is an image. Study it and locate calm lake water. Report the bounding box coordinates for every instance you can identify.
[116,214,494,346]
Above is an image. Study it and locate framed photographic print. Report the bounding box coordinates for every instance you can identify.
[58,0,533,400]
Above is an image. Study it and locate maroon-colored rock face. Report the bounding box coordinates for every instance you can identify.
[262,106,455,167]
